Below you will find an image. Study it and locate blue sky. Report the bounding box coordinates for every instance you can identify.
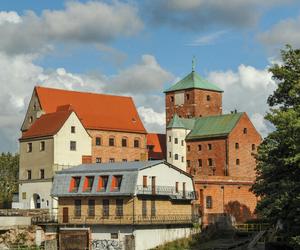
[0,0,300,152]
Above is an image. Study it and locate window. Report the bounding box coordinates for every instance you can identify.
[168,136,171,142]
[186,93,190,100]
[27,170,31,180]
[96,157,101,163]
[88,199,95,217]
[27,143,32,153]
[22,192,26,200]
[96,137,101,146]
[74,199,81,217]
[143,176,147,188]
[134,139,140,148]
[71,126,75,133]
[111,175,122,191]
[103,199,109,217]
[181,140,184,146]
[181,156,184,162]
[122,138,127,147]
[175,154,178,160]
[111,233,118,239]
[122,159,127,162]
[236,159,240,165]
[70,141,76,151]
[187,145,190,152]
[169,152,171,158]
[109,158,115,163]
[151,200,156,217]
[187,160,190,167]
[142,199,147,217]
[83,176,94,192]
[206,95,211,101]
[175,182,179,193]
[116,199,123,217]
[33,103,37,111]
[98,176,109,191]
[198,145,202,151]
[208,144,212,150]
[243,128,248,134]
[29,116,33,123]
[206,196,212,209]
[170,96,174,102]
[70,176,81,193]
[109,137,115,146]
[198,159,202,167]
[235,143,239,149]
[40,141,45,151]
[40,169,45,179]
[252,144,256,150]
[134,159,139,162]
[208,158,213,166]
[183,182,186,198]
[174,138,178,144]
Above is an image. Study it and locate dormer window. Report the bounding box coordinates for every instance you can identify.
[69,176,81,193]
[111,175,122,192]
[98,176,108,192]
[83,176,94,192]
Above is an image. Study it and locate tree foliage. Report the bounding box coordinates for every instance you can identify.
[251,45,300,240]
[0,152,19,208]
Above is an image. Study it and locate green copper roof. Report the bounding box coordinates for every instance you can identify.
[164,71,223,93]
[167,115,195,129]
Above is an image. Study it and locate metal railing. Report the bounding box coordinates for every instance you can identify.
[136,185,196,199]
[32,214,199,225]
[235,223,270,232]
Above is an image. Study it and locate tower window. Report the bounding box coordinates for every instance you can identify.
[27,143,32,153]
[174,138,178,144]
[236,159,240,165]
[181,140,184,146]
[235,143,239,149]
[198,159,202,167]
[186,94,190,100]
[181,156,184,162]
[40,141,45,151]
[206,95,211,101]
[208,144,212,150]
[187,160,190,167]
[168,136,171,142]
[208,158,213,166]
[175,154,178,160]
[27,170,32,180]
[170,96,174,102]
[198,145,202,151]
[252,144,256,150]
[243,128,248,134]
[40,169,45,179]
[169,152,171,158]
[187,145,190,152]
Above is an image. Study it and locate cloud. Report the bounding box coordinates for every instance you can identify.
[138,107,165,133]
[0,1,143,55]
[144,0,292,31]
[188,30,228,46]
[258,15,300,48]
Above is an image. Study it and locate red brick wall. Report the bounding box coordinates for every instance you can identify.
[228,113,262,179]
[88,129,148,163]
[165,89,222,125]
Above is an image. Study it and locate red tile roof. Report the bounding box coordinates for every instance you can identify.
[35,86,147,134]
[21,108,73,140]
[147,133,166,160]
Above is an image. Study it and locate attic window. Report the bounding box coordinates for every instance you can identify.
[69,177,81,193]
[243,128,248,134]
[33,103,37,111]
[98,176,109,192]
[83,176,94,192]
[111,175,122,192]
[71,126,75,133]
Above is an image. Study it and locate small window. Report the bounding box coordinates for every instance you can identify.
[116,199,123,217]
[22,192,26,200]
[198,159,202,167]
[252,144,256,150]
[111,175,122,191]
[83,176,94,192]
[235,143,239,149]
[187,145,190,152]
[175,154,178,160]
[174,138,178,144]
[175,182,179,193]
[181,156,184,162]
[208,144,212,150]
[243,128,248,134]
[40,141,45,151]
[33,103,37,111]
[169,152,171,158]
[206,196,212,209]
[122,159,127,162]
[70,141,76,151]
[109,158,115,163]
[111,233,118,239]
[70,176,81,192]
[236,159,240,165]
[109,137,115,146]
[40,169,45,179]
[134,139,140,148]
[27,143,32,153]
[187,160,190,167]
[88,199,95,217]
[170,96,174,102]
[122,138,127,147]
[142,199,147,217]
[181,140,184,146]
[74,199,81,217]
[29,116,33,123]
[143,176,147,188]
[96,157,101,163]
[71,126,75,133]
[98,176,109,191]
[168,136,171,142]
[198,145,202,151]
[208,158,213,166]
[27,170,32,180]
[206,95,211,101]
[186,94,190,100]
[96,137,101,146]
[103,199,109,217]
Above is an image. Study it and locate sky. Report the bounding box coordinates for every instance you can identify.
[0,0,300,152]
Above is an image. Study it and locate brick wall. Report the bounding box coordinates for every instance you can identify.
[88,130,148,163]
[165,89,222,125]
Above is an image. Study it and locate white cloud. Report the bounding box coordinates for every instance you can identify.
[0,1,143,54]
[138,107,165,133]
[258,15,300,48]
[188,30,228,46]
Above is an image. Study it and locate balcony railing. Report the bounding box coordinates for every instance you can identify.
[32,214,199,225]
[136,185,196,199]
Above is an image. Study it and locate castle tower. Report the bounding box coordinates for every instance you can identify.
[164,60,223,125]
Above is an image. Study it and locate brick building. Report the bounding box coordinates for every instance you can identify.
[165,68,261,223]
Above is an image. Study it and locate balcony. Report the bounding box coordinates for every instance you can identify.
[136,185,196,200]
[32,214,199,225]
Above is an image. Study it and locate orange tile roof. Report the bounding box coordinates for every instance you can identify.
[147,133,166,160]
[21,109,73,140]
[35,86,147,134]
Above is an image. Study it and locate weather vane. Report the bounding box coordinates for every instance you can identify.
[192,56,196,72]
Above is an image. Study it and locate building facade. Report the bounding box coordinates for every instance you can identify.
[165,68,261,224]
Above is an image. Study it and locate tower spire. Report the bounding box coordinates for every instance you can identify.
[192,56,196,72]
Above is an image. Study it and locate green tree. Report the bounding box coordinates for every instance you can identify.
[251,45,300,243]
[0,152,19,208]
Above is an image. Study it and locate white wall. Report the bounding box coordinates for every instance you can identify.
[54,112,91,166]
[166,128,190,171]
[137,163,194,193]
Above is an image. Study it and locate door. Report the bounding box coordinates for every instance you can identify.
[63,207,69,223]
[151,176,156,195]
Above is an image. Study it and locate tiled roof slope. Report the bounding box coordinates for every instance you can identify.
[35,86,147,134]
[167,113,243,140]
[21,109,72,140]
[164,70,223,93]
[147,133,166,160]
